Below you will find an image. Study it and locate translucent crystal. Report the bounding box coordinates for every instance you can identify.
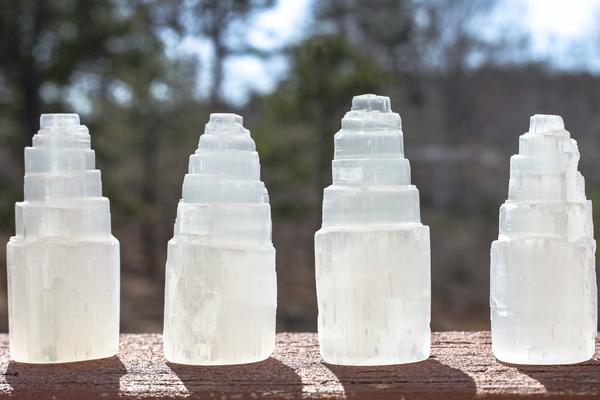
[6,114,120,363]
[491,114,597,365]
[315,94,431,366]
[163,113,276,365]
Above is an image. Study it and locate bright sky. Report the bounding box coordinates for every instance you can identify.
[173,0,311,104]
[528,0,598,39]
[525,0,600,65]
[221,0,311,103]
[175,0,600,104]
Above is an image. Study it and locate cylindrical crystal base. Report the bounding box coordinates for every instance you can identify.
[163,239,277,365]
[6,238,120,364]
[491,238,597,365]
[315,226,431,366]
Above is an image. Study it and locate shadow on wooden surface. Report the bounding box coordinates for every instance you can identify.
[0,333,599,399]
[167,356,303,397]
[5,356,126,400]
[515,359,600,398]
[325,358,477,400]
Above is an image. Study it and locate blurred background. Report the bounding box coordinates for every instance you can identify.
[1,0,600,333]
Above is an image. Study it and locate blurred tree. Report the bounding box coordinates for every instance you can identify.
[316,0,498,74]
[315,0,499,103]
[0,0,181,158]
[88,30,201,279]
[316,0,419,76]
[260,34,388,207]
[0,0,192,278]
[183,0,276,106]
[422,0,497,143]
[316,0,501,210]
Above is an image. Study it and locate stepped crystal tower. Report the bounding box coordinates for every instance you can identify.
[6,114,120,363]
[491,114,597,365]
[315,94,431,366]
[163,113,276,365]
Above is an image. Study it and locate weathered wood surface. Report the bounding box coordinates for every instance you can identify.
[0,332,599,399]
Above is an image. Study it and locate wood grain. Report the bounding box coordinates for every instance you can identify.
[0,332,599,399]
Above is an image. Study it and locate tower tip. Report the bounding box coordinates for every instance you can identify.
[352,94,391,112]
[205,113,247,135]
[209,113,243,125]
[529,114,564,134]
[40,114,80,129]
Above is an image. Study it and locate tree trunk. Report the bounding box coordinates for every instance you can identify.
[210,40,226,108]
[316,109,336,212]
[15,0,46,165]
[140,111,161,278]
[18,63,42,164]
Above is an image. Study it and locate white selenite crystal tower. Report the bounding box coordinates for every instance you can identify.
[491,114,597,365]
[315,94,431,366]
[163,113,276,365]
[6,114,120,364]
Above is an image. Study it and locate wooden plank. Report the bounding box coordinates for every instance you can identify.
[0,332,599,399]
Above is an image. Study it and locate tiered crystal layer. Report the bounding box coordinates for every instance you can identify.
[315,94,431,366]
[491,114,597,365]
[163,113,276,365]
[6,114,120,363]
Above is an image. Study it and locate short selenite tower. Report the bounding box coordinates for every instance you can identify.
[491,114,597,365]
[315,94,431,366]
[163,113,277,365]
[6,114,120,364]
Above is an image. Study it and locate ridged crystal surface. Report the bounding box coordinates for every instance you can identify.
[491,114,597,365]
[6,114,120,363]
[163,113,276,365]
[315,94,431,366]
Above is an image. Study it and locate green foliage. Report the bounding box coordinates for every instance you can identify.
[254,34,389,217]
[0,0,198,278]
[316,0,418,73]
[267,34,390,121]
